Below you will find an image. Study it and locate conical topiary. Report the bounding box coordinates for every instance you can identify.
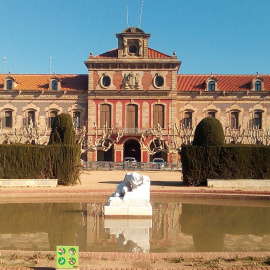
[193,117,225,146]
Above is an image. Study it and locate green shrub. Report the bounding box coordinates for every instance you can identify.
[193,117,225,146]
[0,144,80,185]
[181,144,270,186]
[47,144,81,185]
[49,113,76,145]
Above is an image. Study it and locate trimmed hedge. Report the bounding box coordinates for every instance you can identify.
[0,144,80,185]
[181,144,270,186]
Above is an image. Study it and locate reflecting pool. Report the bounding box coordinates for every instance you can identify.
[0,197,270,252]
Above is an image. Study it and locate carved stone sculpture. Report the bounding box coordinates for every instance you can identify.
[104,172,152,216]
[124,72,140,89]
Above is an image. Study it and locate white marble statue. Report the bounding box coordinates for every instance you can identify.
[104,172,152,216]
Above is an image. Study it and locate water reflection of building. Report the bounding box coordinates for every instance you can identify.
[0,203,85,251]
[86,201,270,253]
[1,201,270,252]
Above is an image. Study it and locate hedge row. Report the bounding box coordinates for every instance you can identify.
[0,144,81,185]
[181,144,270,186]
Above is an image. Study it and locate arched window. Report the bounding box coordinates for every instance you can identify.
[49,111,58,128]
[52,80,58,90]
[254,111,262,129]
[153,104,165,128]
[207,111,216,118]
[208,81,215,91]
[184,111,192,128]
[73,111,81,128]
[4,111,13,128]
[255,81,261,91]
[231,111,239,129]
[100,104,111,128]
[6,80,12,90]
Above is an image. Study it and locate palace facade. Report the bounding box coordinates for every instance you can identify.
[1,27,270,162]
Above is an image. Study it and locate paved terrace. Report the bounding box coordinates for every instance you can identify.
[0,171,270,270]
[0,171,270,201]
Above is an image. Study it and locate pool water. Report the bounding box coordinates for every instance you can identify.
[0,197,270,252]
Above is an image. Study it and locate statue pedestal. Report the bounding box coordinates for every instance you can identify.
[104,204,152,217]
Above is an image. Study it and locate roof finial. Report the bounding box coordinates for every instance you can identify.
[256,71,259,75]
[126,3,129,28]
[49,56,52,74]
[3,56,6,74]
[139,1,144,29]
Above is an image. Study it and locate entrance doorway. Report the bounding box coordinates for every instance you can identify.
[123,139,141,162]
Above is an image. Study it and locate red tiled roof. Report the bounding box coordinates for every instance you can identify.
[96,48,171,58]
[0,74,88,91]
[97,49,118,58]
[177,74,270,91]
[148,48,171,58]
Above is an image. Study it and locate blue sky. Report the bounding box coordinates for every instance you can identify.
[0,0,269,75]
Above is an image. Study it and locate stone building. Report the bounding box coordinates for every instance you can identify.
[1,27,270,162]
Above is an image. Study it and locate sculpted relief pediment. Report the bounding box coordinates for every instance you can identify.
[124,72,141,90]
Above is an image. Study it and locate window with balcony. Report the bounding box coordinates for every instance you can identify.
[100,104,111,128]
[153,104,164,128]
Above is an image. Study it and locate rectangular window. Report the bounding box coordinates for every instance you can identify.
[52,80,58,90]
[126,104,138,130]
[254,112,262,129]
[6,80,12,90]
[255,81,261,91]
[100,104,111,128]
[231,112,239,129]
[153,104,165,128]
[49,111,58,128]
[28,111,35,126]
[184,112,192,128]
[73,111,81,128]
[4,111,12,128]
